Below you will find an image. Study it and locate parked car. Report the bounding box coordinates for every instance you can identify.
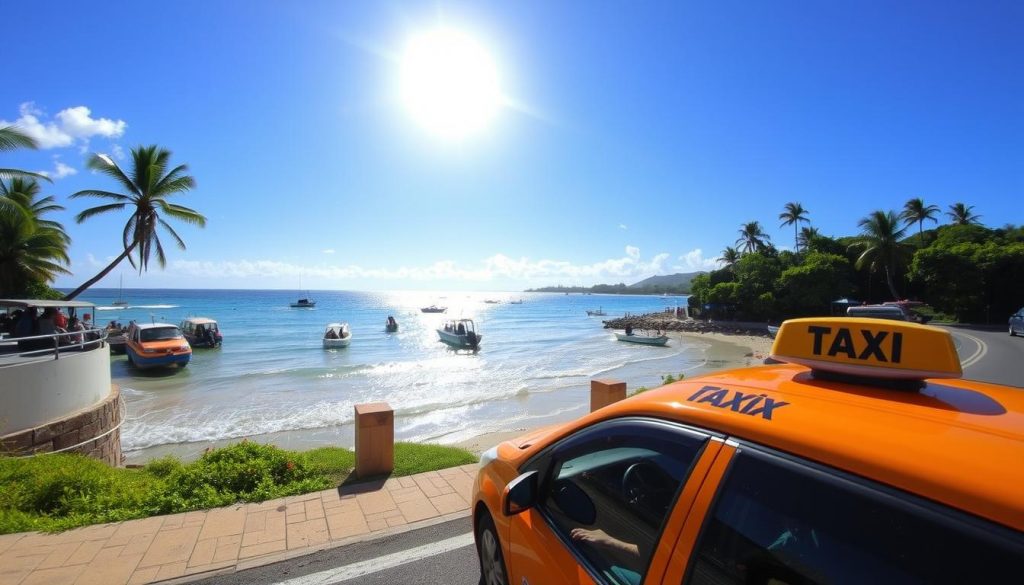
[1011,307,1024,336]
[472,317,1024,585]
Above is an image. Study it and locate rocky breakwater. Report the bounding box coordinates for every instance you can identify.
[603,313,773,337]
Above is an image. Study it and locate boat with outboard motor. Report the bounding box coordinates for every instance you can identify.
[180,317,222,348]
[323,323,352,348]
[437,319,481,349]
[385,316,399,332]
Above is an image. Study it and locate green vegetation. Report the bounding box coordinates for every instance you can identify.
[527,273,703,296]
[631,373,685,396]
[691,202,1024,324]
[0,441,474,535]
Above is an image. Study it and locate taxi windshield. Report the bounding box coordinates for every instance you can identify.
[140,327,183,342]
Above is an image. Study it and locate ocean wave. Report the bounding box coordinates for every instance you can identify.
[95,304,179,311]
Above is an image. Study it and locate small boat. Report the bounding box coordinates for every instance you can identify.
[112,274,128,306]
[484,299,501,304]
[586,307,607,316]
[509,299,523,305]
[437,319,482,350]
[180,317,222,348]
[421,305,447,313]
[125,323,192,369]
[767,325,780,339]
[385,316,399,332]
[107,330,127,354]
[291,298,316,308]
[615,329,670,346]
[323,323,352,348]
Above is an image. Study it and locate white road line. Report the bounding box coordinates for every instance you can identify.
[270,532,475,585]
[956,331,988,369]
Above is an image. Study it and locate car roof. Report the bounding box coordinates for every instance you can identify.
[136,323,179,329]
[536,365,1024,532]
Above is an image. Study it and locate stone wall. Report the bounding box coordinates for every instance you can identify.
[0,384,123,466]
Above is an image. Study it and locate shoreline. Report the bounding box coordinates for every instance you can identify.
[453,329,773,454]
[121,326,774,463]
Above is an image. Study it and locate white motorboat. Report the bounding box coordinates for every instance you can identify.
[437,319,481,350]
[421,305,447,313]
[322,323,352,348]
[615,329,670,346]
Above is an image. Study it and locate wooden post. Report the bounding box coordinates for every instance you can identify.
[590,379,627,412]
[354,402,394,478]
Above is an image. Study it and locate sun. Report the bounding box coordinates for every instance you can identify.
[399,28,501,141]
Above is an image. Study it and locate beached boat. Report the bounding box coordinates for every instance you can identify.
[323,323,352,348]
[126,323,192,369]
[437,319,482,349]
[180,317,222,348]
[586,307,607,316]
[615,330,670,346]
[385,316,399,332]
[421,305,447,313]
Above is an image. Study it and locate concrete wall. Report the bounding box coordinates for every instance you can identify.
[0,345,112,436]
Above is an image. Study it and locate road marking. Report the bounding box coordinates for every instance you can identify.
[956,331,988,369]
[270,532,475,585]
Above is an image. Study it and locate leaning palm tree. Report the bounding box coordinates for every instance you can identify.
[718,246,741,269]
[736,221,770,254]
[779,202,810,251]
[899,198,940,244]
[0,125,51,182]
[946,202,981,226]
[851,210,911,300]
[63,145,206,300]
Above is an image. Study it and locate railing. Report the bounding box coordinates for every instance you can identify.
[0,328,109,366]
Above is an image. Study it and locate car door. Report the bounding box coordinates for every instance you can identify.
[506,417,718,585]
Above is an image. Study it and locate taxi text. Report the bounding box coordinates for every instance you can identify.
[687,386,789,420]
[807,325,903,363]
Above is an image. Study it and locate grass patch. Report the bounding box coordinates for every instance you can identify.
[0,440,474,535]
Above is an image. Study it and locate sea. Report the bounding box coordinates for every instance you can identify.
[70,289,720,463]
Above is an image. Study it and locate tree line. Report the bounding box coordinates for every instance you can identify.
[0,125,206,300]
[690,200,1024,323]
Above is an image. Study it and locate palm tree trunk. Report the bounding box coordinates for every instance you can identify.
[884,265,901,301]
[794,224,799,252]
[63,243,137,301]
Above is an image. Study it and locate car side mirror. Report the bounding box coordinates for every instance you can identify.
[502,471,539,516]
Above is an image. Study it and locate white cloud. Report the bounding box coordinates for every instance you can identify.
[673,248,719,272]
[111,144,126,160]
[36,156,78,179]
[322,249,335,254]
[167,247,682,285]
[618,224,628,230]
[1,102,126,149]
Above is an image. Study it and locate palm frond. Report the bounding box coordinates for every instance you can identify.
[70,189,133,202]
[0,126,38,151]
[86,153,140,196]
[75,203,127,223]
[158,201,207,226]
[158,218,187,250]
[0,168,52,182]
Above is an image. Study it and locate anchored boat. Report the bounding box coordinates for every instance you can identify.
[322,322,352,348]
[437,319,482,350]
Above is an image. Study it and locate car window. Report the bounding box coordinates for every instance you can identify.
[685,448,1024,585]
[538,419,709,585]
[140,327,182,342]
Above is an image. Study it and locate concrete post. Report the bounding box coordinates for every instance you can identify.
[354,402,394,478]
[590,379,627,412]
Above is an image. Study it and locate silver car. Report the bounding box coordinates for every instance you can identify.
[1011,308,1024,336]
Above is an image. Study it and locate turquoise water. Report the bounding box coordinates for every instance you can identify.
[73,289,707,461]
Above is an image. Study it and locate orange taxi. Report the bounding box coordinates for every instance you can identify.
[472,318,1024,585]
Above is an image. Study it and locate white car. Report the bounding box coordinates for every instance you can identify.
[1010,308,1024,336]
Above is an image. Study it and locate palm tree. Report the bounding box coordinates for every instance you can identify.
[63,145,206,300]
[797,226,820,250]
[0,179,70,295]
[736,221,771,254]
[899,198,940,244]
[0,125,51,183]
[779,202,810,251]
[718,246,741,269]
[946,202,981,226]
[852,210,911,300]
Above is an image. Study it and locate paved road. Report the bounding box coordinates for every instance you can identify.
[193,517,479,585]
[943,325,1024,388]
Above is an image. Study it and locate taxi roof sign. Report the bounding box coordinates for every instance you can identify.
[769,317,962,380]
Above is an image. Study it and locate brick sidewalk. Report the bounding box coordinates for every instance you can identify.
[0,464,477,585]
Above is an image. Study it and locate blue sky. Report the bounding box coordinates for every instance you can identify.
[4,0,1022,291]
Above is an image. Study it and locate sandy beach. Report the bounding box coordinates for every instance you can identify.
[455,330,774,454]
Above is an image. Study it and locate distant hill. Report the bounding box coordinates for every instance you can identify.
[629,272,705,290]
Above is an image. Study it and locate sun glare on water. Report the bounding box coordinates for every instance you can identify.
[399,28,501,141]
